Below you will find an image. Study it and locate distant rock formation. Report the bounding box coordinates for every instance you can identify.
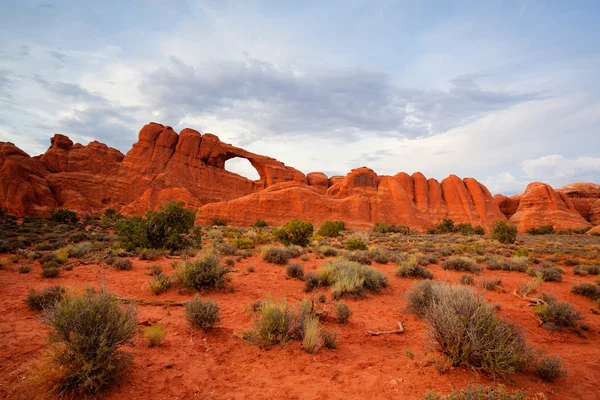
[1,122,598,233]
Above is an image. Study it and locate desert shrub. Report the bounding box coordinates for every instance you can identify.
[535,355,567,382]
[460,274,473,285]
[345,250,373,265]
[252,219,268,228]
[286,263,305,279]
[321,329,337,349]
[455,223,476,235]
[344,237,368,251]
[177,253,231,290]
[373,222,410,234]
[117,201,196,251]
[422,385,525,400]
[317,258,387,299]
[143,324,166,347]
[243,297,293,346]
[41,253,63,265]
[528,265,563,282]
[214,242,237,256]
[302,314,322,353]
[418,253,438,266]
[19,264,32,274]
[273,219,314,247]
[490,220,517,244]
[41,266,61,278]
[112,257,133,271]
[317,220,345,237]
[148,274,171,295]
[232,237,254,249]
[335,301,352,323]
[395,255,433,279]
[261,246,297,264]
[573,265,600,276]
[533,294,581,329]
[480,278,502,290]
[436,219,455,234]
[406,281,532,377]
[50,209,79,224]
[571,283,600,300]
[184,295,220,329]
[441,256,481,273]
[211,217,227,226]
[25,286,66,310]
[67,242,93,259]
[42,287,137,397]
[139,248,162,261]
[304,272,320,292]
[527,225,555,235]
[485,256,529,272]
[563,258,580,266]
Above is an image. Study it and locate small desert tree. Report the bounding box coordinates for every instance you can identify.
[490,220,517,244]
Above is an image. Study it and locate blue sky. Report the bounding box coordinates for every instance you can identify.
[1,0,599,194]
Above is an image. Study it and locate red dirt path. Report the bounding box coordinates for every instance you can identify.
[1,255,599,400]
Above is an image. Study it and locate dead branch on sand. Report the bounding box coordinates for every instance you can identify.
[366,321,405,336]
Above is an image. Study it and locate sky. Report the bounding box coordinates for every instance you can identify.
[0,0,599,195]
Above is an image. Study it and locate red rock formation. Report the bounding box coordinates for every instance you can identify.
[556,183,600,223]
[197,167,506,231]
[493,194,520,219]
[507,182,591,232]
[2,122,597,233]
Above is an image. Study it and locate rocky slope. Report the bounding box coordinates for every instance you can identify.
[1,122,598,232]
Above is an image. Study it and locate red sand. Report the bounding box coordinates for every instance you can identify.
[1,255,599,400]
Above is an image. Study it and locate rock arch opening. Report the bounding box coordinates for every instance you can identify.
[224,157,261,181]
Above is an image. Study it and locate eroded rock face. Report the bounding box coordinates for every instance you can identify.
[2,122,598,233]
[507,182,591,232]
[198,167,506,231]
[556,183,600,223]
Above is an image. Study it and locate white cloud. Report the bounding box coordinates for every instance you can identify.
[522,155,600,183]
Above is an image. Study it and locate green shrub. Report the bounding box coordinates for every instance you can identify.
[527,225,555,235]
[316,258,387,299]
[460,274,473,285]
[273,219,314,247]
[261,246,298,264]
[139,248,162,261]
[335,301,352,323]
[528,265,563,282]
[176,253,231,290]
[19,265,32,274]
[25,286,66,310]
[406,281,532,378]
[533,294,581,329]
[436,219,455,234]
[455,223,477,235]
[184,295,220,329]
[252,219,268,228]
[117,201,196,251]
[486,255,529,272]
[286,263,305,279]
[441,256,481,273]
[535,355,566,382]
[143,324,166,347]
[211,217,227,226]
[42,287,137,397]
[490,220,517,244]
[243,297,293,346]
[345,237,368,251]
[232,237,254,249]
[148,274,171,295]
[395,255,433,279]
[50,209,79,224]
[67,242,93,258]
[112,257,133,271]
[571,283,600,300]
[373,222,410,234]
[41,266,61,278]
[316,220,345,237]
